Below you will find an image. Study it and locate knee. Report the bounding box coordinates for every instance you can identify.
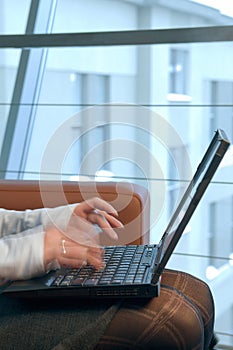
[163,269,215,318]
[97,286,205,350]
[145,286,205,349]
[162,270,215,350]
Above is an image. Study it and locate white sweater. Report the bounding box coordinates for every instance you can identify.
[0,205,76,281]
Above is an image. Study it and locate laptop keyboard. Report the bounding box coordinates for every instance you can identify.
[51,245,156,288]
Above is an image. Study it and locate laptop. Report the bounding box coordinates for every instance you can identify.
[1,129,230,299]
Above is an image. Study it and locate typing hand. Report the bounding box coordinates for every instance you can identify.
[44,198,123,272]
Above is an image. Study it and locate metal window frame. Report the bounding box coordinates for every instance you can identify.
[0,25,233,48]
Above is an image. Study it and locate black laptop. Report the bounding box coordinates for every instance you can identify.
[1,129,230,299]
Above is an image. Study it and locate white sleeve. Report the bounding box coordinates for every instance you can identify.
[39,204,77,232]
[0,227,45,280]
[0,204,77,281]
[0,204,77,238]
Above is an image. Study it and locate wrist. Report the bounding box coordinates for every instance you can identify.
[43,227,60,269]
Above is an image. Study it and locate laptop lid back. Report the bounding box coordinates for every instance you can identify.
[152,129,230,282]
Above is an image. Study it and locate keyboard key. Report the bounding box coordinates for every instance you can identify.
[70,278,85,286]
[84,279,98,286]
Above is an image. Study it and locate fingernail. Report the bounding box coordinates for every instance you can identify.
[109,210,118,217]
[111,231,118,240]
[117,221,124,228]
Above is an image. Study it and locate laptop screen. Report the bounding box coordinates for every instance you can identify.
[153,129,230,278]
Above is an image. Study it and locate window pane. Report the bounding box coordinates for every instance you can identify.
[0,0,31,34]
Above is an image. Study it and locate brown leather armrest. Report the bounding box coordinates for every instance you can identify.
[0,180,150,245]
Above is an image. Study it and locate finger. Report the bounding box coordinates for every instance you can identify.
[86,252,105,270]
[69,209,123,235]
[60,256,104,270]
[75,197,118,216]
[59,241,103,257]
[93,210,124,228]
[59,244,104,269]
[59,256,88,269]
[87,212,122,240]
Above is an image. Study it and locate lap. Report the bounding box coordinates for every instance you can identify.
[0,269,215,350]
[0,295,118,350]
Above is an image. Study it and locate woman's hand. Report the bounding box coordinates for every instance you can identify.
[44,227,105,271]
[43,197,123,271]
[70,197,123,241]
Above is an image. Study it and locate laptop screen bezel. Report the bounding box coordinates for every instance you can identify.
[152,129,230,283]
